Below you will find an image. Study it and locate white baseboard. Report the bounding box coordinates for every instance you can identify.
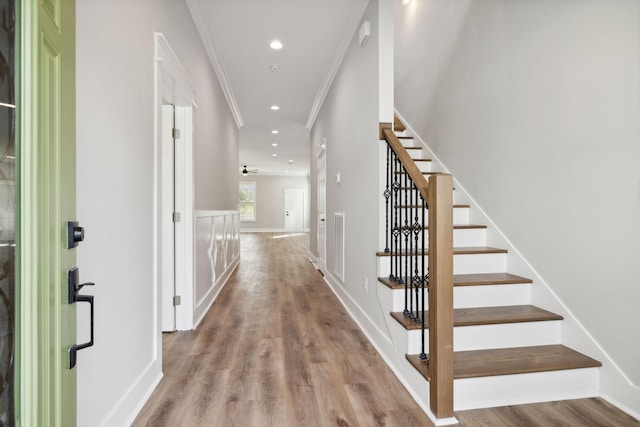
[98,359,163,427]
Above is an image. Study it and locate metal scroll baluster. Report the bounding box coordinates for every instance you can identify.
[393,155,402,284]
[413,186,422,325]
[403,169,411,315]
[384,144,391,253]
[420,197,429,361]
[407,174,415,320]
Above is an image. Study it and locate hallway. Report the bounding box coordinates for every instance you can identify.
[133,233,640,427]
[133,233,433,426]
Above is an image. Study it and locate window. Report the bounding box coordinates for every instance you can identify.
[239,182,256,222]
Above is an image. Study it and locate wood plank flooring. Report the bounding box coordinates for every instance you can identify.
[133,233,639,427]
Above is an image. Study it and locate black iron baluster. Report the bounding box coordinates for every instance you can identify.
[393,155,402,284]
[420,197,428,361]
[413,185,422,325]
[403,169,411,316]
[407,174,415,320]
[384,144,391,253]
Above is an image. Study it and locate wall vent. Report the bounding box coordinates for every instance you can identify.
[334,212,345,282]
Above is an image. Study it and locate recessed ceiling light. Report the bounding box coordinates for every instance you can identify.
[288,160,293,164]
[401,0,412,5]
[272,154,278,157]
[272,130,279,134]
[272,143,278,147]
[285,170,289,173]
[271,64,280,72]
[270,105,280,111]
[270,40,283,50]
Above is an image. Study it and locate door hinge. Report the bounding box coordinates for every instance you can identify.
[173,295,181,306]
[172,128,181,139]
[173,212,181,223]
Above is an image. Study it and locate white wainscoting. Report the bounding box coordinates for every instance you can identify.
[193,210,240,327]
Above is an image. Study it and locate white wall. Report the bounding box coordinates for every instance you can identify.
[395,0,640,414]
[76,1,239,425]
[310,0,398,355]
[239,175,310,231]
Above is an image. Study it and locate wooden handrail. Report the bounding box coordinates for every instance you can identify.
[382,127,429,202]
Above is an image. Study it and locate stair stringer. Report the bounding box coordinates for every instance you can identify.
[394,110,640,420]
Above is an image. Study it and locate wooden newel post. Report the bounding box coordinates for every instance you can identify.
[427,173,454,419]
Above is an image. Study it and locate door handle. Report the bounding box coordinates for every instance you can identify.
[68,267,95,368]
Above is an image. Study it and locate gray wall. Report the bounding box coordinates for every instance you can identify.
[239,175,310,231]
[311,0,388,332]
[76,0,239,424]
[395,0,640,412]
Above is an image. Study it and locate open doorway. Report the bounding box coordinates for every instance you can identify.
[155,33,196,341]
[316,143,326,272]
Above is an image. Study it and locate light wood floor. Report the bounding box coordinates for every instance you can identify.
[133,233,640,427]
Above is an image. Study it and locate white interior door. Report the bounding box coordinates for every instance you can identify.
[157,34,196,334]
[284,189,305,231]
[317,146,326,271]
[161,105,176,331]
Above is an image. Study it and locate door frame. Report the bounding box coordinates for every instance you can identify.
[154,32,196,341]
[316,142,327,273]
[283,188,305,232]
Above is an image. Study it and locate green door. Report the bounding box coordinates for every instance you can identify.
[17,0,77,425]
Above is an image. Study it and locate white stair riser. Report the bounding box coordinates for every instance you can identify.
[454,368,599,411]
[454,283,531,308]
[378,252,507,277]
[387,228,485,247]
[407,149,425,160]
[384,283,532,311]
[416,162,432,172]
[392,190,462,205]
[404,321,561,354]
[384,205,469,225]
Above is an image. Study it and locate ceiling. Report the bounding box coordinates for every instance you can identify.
[187,0,369,176]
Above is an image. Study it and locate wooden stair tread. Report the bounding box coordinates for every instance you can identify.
[376,246,507,257]
[397,136,413,139]
[406,345,602,380]
[399,186,456,190]
[402,146,422,150]
[393,204,470,209]
[413,159,432,162]
[390,305,562,330]
[395,171,442,175]
[454,272,533,286]
[378,272,532,290]
[392,224,486,230]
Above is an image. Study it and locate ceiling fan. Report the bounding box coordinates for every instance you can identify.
[241,165,258,176]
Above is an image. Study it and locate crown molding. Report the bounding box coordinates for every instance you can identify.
[305,0,371,130]
[186,0,245,128]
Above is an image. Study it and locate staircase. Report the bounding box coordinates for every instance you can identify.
[376,121,601,416]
